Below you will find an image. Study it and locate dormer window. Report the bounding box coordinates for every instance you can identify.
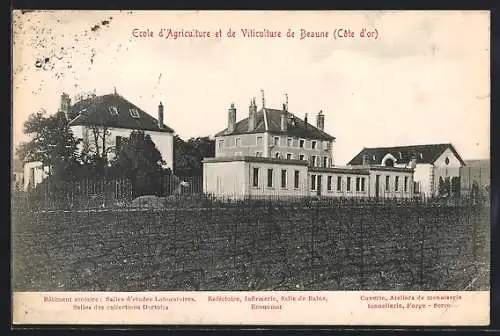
[129,108,140,118]
[108,106,118,116]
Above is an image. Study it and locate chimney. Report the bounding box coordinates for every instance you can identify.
[304,113,308,128]
[248,98,257,131]
[261,89,265,109]
[228,103,236,133]
[316,110,325,130]
[280,104,287,132]
[158,102,164,128]
[59,92,71,120]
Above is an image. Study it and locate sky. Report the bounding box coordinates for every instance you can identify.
[12,10,490,165]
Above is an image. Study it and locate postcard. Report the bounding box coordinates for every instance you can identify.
[11,10,490,326]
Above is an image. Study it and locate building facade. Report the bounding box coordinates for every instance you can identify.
[347,143,465,198]
[204,93,414,199]
[23,92,175,190]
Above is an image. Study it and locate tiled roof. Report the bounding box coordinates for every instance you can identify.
[215,108,335,141]
[67,94,174,133]
[347,143,466,166]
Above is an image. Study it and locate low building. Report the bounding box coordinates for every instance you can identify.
[12,157,24,191]
[203,92,414,200]
[23,91,175,190]
[461,159,490,196]
[347,143,466,198]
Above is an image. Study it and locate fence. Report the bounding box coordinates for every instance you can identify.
[12,196,490,292]
[11,175,205,211]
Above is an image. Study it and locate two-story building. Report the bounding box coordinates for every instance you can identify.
[23,91,175,190]
[203,93,415,199]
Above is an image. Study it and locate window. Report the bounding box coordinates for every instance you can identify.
[324,141,330,149]
[275,152,280,159]
[337,176,342,191]
[347,176,351,192]
[267,169,273,188]
[281,170,287,188]
[256,136,263,146]
[356,177,360,192]
[312,141,317,149]
[30,167,35,187]
[385,176,390,191]
[287,138,293,147]
[108,106,119,116]
[255,151,263,157]
[274,136,280,146]
[299,154,305,161]
[327,176,332,191]
[294,171,300,188]
[299,139,305,148]
[404,176,408,192]
[218,140,224,149]
[361,177,366,192]
[129,108,140,118]
[252,168,259,187]
[311,156,317,167]
[286,153,292,160]
[115,136,122,154]
[395,176,399,191]
[311,175,316,191]
[235,138,241,147]
[323,157,328,168]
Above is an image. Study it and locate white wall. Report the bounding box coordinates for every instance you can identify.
[246,161,309,198]
[309,172,370,197]
[23,161,48,190]
[71,125,174,170]
[203,160,247,197]
[434,147,463,167]
[413,163,433,197]
[367,170,414,199]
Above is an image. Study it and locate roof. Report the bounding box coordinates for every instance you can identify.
[67,93,174,133]
[464,159,489,168]
[347,143,466,166]
[215,108,335,141]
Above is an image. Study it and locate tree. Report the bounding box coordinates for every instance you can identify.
[173,135,215,177]
[111,130,169,197]
[72,92,112,176]
[16,109,80,180]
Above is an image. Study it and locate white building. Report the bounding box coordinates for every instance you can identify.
[203,92,414,199]
[347,143,466,198]
[23,91,175,190]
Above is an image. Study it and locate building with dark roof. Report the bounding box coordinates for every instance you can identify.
[203,91,414,199]
[347,143,466,197]
[23,91,175,190]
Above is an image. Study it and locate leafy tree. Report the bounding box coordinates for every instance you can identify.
[110,130,170,197]
[16,109,80,180]
[173,135,215,177]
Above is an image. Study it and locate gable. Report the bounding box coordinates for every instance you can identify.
[67,94,174,133]
[433,147,465,167]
